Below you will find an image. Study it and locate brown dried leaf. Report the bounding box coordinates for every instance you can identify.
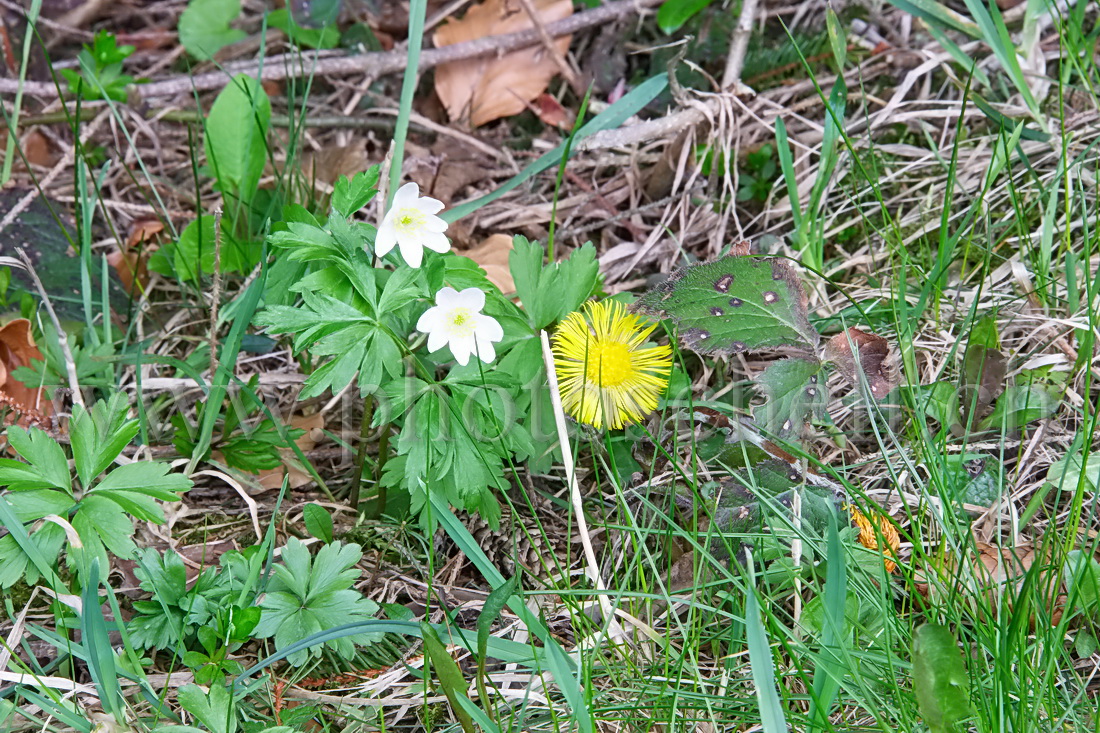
[301,140,370,187]
[825,327,895,400]
[461,234,515,292]
[108,220,163,293]
[433,0,573,127]
[257,413,325,490]
[21,129,58,168]
[533,93,573,129]
[0,319,53,423]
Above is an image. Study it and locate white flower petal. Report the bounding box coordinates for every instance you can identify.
[422,230,451,254]
[418,196,445,215]
[399,237,424,268]
[474,335,497,364]
[456,287,486,312]
[423,214,448,233]
[416,306,443,334]
[427,329,448,353]
[392,182,420,206]
[375,221,397,256]
[434,287,462,309]
[475,313,503,342]
[450,337,474,366]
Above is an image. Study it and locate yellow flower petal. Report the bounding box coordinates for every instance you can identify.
[551,300,672,430]
[849,505,900,573]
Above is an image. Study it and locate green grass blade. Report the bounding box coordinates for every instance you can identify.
[744,551,790,733]
[79,558,124,723]
[0,496,66,589]
[421,622,476,733]
[774,117,802,231]
[186,256,267,474]
[387,0,427,205]
[0,0,42,184]
[544,634,594,733]
[808,508,847,730]
[882,0,980,38]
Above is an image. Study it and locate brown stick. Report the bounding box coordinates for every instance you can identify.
[0,0,661,100]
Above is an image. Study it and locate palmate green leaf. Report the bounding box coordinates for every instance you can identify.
[256,538,380,666]
[177,682,234,733]
[756,357,825,436]
[2,427,71,492]
[509,236,600,328]
[912,624,972,733]
[70,393,140,488]
[636,255,818,355]
[331,168,380,216]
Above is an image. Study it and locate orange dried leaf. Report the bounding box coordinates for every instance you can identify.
[257,413,325,490]
[433,0,573,127]
[462,233,515,292]
[849,504,900,573]
[533,93,573,129]
[0,319,53,424]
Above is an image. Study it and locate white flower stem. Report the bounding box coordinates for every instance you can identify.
[539,330,624,639]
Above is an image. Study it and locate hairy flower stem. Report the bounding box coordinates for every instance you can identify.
[367,426,390,520]
[348,396,375,510]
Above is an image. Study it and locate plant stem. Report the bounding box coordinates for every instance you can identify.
[348,395,374,511]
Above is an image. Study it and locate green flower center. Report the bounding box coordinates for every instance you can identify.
[449,308,475,336]
[395,207,426,233]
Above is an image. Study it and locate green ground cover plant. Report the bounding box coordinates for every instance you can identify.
[0,0,1097,731]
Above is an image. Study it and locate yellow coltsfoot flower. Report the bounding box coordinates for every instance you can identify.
[849,505,900,573]
[552,300,672,430]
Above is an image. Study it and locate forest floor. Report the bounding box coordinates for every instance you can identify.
[0,0,1098,731]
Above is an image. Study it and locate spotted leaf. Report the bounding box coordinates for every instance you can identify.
[756,357,826,437]
[635,254,818,355]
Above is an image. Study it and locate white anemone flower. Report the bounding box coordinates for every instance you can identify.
[416,287,503,366]
[376,182,449,268]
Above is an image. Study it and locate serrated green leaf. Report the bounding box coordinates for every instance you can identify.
[3,427,71,493]
[913,624,971,733]
[93,461,192,495]
[756,358,825,436]
[177,683,233,733]
[331,167,380,215]
[636,255,817,355]
[509,237,600,328]
[4,489,75,522]
[255,538,380,665]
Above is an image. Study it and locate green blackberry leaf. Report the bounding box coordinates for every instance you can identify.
[636,255,817,355]
[756,357,825,436]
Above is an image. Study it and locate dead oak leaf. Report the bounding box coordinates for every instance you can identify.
[433,0,573,127]
[825,326,896,400]
[461,233,515,293]
[257,413,325,490]
[0,319,53,425]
